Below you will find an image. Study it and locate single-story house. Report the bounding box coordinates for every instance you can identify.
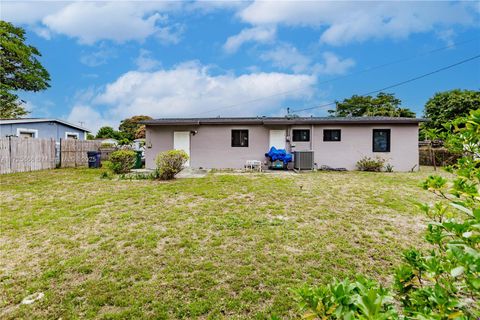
[143,116,424,171]
[0,118,90,140]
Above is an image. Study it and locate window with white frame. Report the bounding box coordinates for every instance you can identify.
[16,128,38,139]
[65,132,79,140]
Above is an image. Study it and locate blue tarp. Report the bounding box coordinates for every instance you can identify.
[265,146,293,164]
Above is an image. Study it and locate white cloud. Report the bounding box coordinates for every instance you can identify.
[156,23,186,45]
[1,2,67,25]
[42,2,162,45]
[436,29,456,47]
[67,104,115,133]
[135,49,161,71]
[260,43,311,73]
[313,52,355,76]
[223,26,276,53]
[188,1,247,13]
[66,62,316,131]
[80,45,116,67]
[2,1,182,45]
[237,1,478,46]
[260,44,355,75]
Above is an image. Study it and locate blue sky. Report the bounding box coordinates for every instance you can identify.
[3,1,480,132]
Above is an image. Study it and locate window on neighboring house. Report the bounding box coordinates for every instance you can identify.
[231,130,249,147]
[65,132,79,140]
[17,128,38,139]
[373,129,391,152]
[19,131,35,139]
[323,129,341,142]
[292,129,310,142]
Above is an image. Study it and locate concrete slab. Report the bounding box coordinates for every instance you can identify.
[176,167,210,179]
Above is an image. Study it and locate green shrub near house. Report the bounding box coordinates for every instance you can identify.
[155,150,189,180]
[109,149,136,174]
[356,156,386,172]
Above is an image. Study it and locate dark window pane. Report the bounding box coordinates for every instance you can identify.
[373,129,391,152]
[292,129,310,142]
[232,130,249,147]
[323,129,341,142]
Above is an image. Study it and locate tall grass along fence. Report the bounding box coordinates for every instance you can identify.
[0,138,102,174]
[0,137,56,174]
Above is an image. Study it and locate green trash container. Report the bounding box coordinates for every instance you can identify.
[134,151,142,169]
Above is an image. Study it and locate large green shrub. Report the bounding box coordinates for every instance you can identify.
[109,149,136,174]
[295,109,480,319]
[155,150,189,180]
[356,156,386,172]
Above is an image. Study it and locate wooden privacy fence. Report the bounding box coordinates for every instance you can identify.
[419,146,460,166]
[60,139,101,168]
[0,138,103,174]
[0,138,56,174]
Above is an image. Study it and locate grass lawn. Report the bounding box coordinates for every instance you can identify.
[0,167,445,319]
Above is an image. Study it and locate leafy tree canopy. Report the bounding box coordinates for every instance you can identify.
[423,89,480,132]
[328,92,416,118]
[0,21,50,118]
[118,115,152,141]
[95,126,118,139]
[135,125,146,139]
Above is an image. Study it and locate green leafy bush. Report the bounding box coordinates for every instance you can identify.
[295,276,398,319]
[109,149,136,174]
[155,150,189,180]
[295,109,480,319]
[356,156,386,172]
[384,163,394,172]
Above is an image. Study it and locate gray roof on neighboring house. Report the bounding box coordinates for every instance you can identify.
[142,116,426,126]
[0,118,90,132]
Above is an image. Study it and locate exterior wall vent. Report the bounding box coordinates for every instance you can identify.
[293,151,314,170]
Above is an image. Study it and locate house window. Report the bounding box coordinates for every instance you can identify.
[65,132,79,140]
[323,129,341,142]
[231,130,249,147]
[373,129,391,152]
[16,128,38,139]
[292,129,310,142]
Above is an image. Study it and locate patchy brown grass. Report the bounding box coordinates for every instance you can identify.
[0,167,446,319]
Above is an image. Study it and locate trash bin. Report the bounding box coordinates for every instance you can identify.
[87,151,101,168]
[134,151,142,169]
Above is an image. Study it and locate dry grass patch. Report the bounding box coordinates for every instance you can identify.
[0,167,445,319]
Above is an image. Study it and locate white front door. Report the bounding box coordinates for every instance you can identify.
[269,130,286,149]
[173,131,190,166]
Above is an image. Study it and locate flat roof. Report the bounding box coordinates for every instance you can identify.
[142,116,426,126]
[0,118,90,132]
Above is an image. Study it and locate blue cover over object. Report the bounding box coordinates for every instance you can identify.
[265,147,293,164]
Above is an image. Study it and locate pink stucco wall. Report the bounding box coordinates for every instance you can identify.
[145,124,419,171]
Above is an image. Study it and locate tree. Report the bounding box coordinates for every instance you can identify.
[135,125,146,139]
[329,92,416,118]
[95,126,117,139]
[0,21,50,118]
[423,89,480,132]
[118,115,152,141]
